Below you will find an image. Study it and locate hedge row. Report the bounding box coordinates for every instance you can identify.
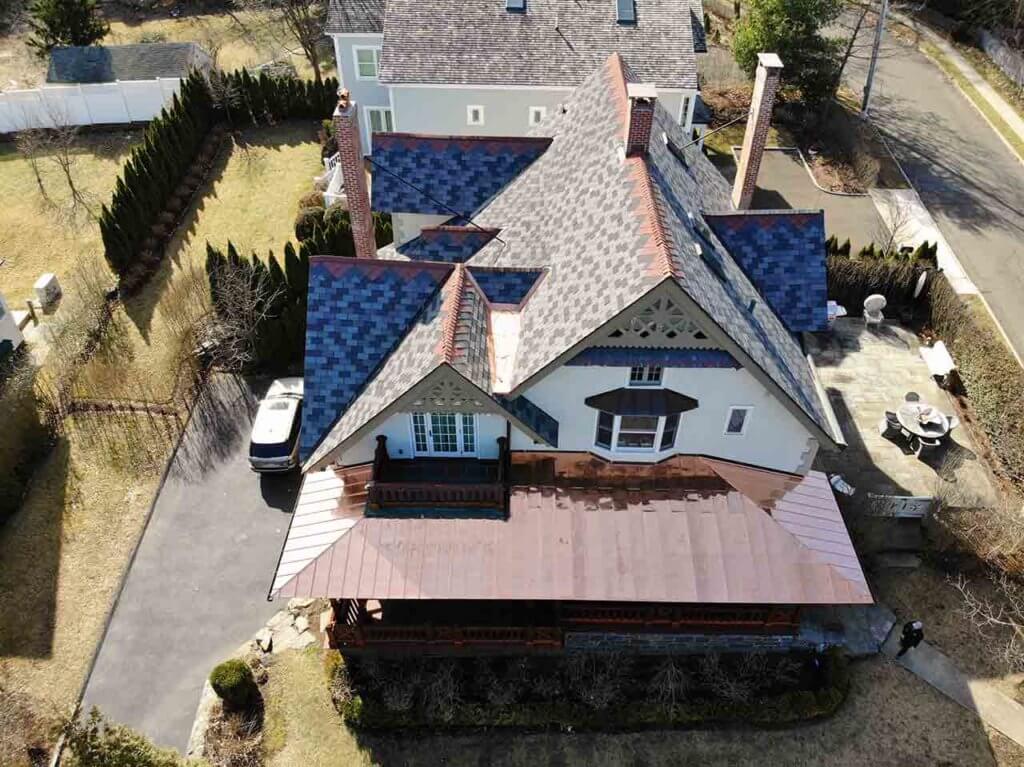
[99,72,214,280]
[339,650,850,730]
[0,356,54,523]
[828,259,1024,490]
[101,70,339,289]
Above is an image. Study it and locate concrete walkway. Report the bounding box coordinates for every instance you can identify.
[882,629,1024,748]
[902,16,1024,159]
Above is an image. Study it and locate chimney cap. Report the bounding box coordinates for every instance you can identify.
[757,52,784,70]
[627,82,658,100]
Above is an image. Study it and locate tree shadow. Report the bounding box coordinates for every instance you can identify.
[0,438,67,659]
[170,373,260,482]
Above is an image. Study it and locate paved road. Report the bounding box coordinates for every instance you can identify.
[82,376,298,751]
[843,20,1024,355]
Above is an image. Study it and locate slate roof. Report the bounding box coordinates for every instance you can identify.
[705,211,829,333]
[47,43,209,84]
[324,0,385,34]
[301,53,839,467]
[371,134,551,217]
[398,226,502,262]
[378,0,700,90]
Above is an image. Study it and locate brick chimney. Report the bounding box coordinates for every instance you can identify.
[732,53,783,210]
[625,83,658,156]
[332,89,377,259]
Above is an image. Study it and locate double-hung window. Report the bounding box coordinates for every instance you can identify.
[594,411,680,452]
[366,107,394,134]
[354,47,381,80]
[628,365,662,386]
[410,412,477,456]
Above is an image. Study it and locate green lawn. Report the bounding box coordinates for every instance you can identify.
[0,132,136,303]
[75,120,322,401]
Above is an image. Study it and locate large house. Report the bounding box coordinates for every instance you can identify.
[325,0,708,149]
[271,53,871,656]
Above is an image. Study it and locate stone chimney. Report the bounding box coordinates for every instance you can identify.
[732,53,783,210]
[625,83,658,157]
[332,89,377,259]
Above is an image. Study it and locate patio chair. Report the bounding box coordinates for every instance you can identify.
[946,415,960,437]
[878,411,903,440]
[904,391,920,403]
[914,435,943,458]
[863,294,887,325]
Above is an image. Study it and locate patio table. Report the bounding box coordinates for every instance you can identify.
[896,403,949,439]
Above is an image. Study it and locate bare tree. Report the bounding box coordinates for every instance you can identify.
[954,572,1024,673]
[205,256,286,371]
[648,656,690,712]
[873,193,917,257]
[46,121,93,217]
[236,0,325,84]
[14,128,53,203]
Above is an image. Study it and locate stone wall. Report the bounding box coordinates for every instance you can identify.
[564,631,821,655]
[977,29,1024,90]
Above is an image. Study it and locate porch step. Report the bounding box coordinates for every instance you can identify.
[873,552,922,570]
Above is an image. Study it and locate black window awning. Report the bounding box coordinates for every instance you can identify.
[584,387,699,416]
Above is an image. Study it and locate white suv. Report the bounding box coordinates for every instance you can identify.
[249,378,303,473]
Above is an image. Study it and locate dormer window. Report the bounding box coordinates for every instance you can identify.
[629,365,662,386]
[616,0,636,24]
[506,0,526,12]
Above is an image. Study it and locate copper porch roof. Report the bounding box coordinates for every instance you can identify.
[271,470,871,605]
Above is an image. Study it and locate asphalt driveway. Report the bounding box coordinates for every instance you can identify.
[82,375,298,751]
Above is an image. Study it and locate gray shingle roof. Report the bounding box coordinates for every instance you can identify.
[47,43,209,84]
[325,0,385,34]
[378,0,699,89]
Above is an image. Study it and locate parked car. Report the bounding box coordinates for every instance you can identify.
[249,378,303,473]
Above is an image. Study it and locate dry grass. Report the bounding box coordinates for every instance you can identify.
[263,648,374,767]
[260,648,1022,766]
[0,131,136,303]
[75,121,321,400]
[0,415,176,765]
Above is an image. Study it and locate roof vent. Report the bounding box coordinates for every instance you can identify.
[506,0,526,12]
[687,211,711,241]
[616,0,636,24]
[747,299,757,314]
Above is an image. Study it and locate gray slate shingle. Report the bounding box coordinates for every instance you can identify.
[325,0,386,34]
[47,43,208,84]
[378,0,699,89]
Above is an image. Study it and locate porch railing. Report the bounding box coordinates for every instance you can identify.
[323,152,340,171]
[558,604,800,632]
[332,622,563,649]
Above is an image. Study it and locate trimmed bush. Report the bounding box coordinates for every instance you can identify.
[298,191,326,210]
[210,659,258,709]
[294,206,325,241]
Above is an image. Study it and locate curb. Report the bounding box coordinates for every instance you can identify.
[729,145,870,197]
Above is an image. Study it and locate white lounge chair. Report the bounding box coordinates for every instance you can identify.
[919,341,957,389]
[863,294,887,325]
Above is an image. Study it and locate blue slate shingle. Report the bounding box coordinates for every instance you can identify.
[398,226,500,262]
[467,268,543,305]
[704,212,828,333]
[301,258,452,458]
[371,135,551,217]
[566,347,740,368]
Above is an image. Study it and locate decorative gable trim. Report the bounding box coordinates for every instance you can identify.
[596,283,720,349]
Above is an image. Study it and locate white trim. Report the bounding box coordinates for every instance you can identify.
[724,406,752,436]
[363,105,393,149]
[466,104,485,126]
[627,364,663,387]
[353,45,381,81]
[329,32,383,38]
[528,105,548,126]
[592,410,676,454]
[409,412,478,457]
[683,91,697,132]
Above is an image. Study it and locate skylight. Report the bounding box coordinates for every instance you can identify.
[506,0,526,12]
[616,0,636,24]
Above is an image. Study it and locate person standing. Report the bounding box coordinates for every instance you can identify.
[897,620,924,658]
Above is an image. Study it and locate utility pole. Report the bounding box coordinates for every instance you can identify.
[861,0,890,115]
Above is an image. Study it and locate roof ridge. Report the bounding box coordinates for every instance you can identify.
[439,264,467,364]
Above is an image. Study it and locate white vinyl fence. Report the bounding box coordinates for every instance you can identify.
[978,29,1024,90]
[0,77,182,133]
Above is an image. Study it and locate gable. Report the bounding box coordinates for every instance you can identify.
[301,258,452,459]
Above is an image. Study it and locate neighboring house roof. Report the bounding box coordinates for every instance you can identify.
[371,134,551,218]
[704,211,829,333]
[302,52,839,468]
[325,0,385,33]
[46,43,210,84]
[377,0,700,90]
[271,468,871,605]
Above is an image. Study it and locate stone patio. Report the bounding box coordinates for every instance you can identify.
[809,318,996,506]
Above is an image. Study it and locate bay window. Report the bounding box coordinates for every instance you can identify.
[594,411,680,452]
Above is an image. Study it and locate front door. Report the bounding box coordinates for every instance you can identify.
[411,412,476,456]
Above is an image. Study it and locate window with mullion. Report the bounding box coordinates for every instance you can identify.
[628,365,663,386]
[593,411,680,452]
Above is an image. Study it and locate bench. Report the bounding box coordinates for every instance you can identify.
[919,341,959,390]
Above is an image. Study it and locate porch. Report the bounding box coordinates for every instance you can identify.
[363,435,510,517]
[328,599,802,654]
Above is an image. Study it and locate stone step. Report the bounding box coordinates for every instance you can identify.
[873,551,922,569]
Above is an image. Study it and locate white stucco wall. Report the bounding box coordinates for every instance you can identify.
[509,364,817,474]
[392,213,451,246]
[337,411,508,466]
